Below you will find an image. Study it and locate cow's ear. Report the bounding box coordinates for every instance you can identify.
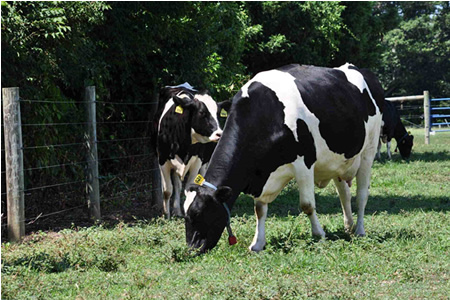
[187,184,199,192]
[214,186,232,203]
[173,93,195,108]
[219,100,232,112]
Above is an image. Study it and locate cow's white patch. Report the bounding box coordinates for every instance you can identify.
[335,63,380,115]
[158,99,175,132]
[255,163,295,204]
[249,202,268,252]
[195,94,223,142]
[184,190,197,213]
[241,70,320,142]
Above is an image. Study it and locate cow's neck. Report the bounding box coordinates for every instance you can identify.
[204,127,250,209]
[393,121,408,142]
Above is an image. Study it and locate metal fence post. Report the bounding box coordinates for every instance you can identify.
[2,87,25,242]
[424,90,430,145]
[85,86,101,221]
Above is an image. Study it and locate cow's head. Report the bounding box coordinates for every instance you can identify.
[172,92,223,143]
[398,133,414,159]
[184,185,233,254]
[217,100,232,129]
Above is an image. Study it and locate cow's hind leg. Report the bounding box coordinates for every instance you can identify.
[333,178,354,233]
[294,161,325,238]
[355,155,374,236]
[249,201,268,252]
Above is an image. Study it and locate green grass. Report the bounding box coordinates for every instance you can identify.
[2,128,449,299]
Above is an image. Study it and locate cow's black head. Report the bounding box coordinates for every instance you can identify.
[217,100,232,129]
[398,133,414,159]
[184,185,233,254]
[173,93,223,143]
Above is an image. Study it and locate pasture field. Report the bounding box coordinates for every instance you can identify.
[2,128,449,299]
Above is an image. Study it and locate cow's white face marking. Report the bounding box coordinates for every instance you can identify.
[184,190,197,213]
[195,94,223,142]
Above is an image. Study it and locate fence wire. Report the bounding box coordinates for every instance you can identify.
[2,93,161,237]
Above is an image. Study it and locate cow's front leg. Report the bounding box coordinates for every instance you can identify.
[375,139,382,160]
[160,163,173,219]
[249,201,268,252]
[333,177,354,233]
[386,140,392,160]
[171,172,183,217]
[355,154,374,236]
[295,164,325,238]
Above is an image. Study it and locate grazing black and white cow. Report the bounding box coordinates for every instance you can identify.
[184,63,384,253]
[376,100,414,160]
[154,83,229,218]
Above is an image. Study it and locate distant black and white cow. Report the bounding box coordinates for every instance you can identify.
[376,100,414,160]
[154,83,230,218]
[184,64,384,253]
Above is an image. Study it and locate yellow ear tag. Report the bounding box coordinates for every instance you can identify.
[175,106,184,114]
[194,174,205,186]
[220,108,228,118]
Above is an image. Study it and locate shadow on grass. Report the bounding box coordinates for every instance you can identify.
[376,150,450,163]
[232,191,449,219]
[266,226,424,253]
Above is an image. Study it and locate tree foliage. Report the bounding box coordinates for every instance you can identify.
[1,1,449,216]
[378,1,449,97]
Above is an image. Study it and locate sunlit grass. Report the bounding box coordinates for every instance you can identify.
[2,129,449,299]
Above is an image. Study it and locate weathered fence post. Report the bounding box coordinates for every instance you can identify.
[85,86,101,221]
[2,87,25,242]
[424,90,430,145]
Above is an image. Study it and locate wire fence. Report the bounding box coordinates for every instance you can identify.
[1,87,162,240]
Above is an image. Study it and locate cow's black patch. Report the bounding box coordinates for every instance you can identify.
[157,104,194,165]
[287,65,368,159]
[206,82,314,198]
[296,119,316,169]
[358,68,385,114]
[187,142,216,164]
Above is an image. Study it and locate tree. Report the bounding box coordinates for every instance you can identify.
[377,1,449,97]
[242,2,345,74]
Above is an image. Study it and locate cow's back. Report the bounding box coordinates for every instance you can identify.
[219,64,383,194]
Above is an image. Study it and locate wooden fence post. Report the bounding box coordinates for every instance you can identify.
[424,90,430,145]
[2,87,25,242]
[85,86,101,221]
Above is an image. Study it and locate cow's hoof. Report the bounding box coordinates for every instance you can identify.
[355,228,366,237]
[249,244,265,252]
[344,224,355,234]
[173,212,185,219]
